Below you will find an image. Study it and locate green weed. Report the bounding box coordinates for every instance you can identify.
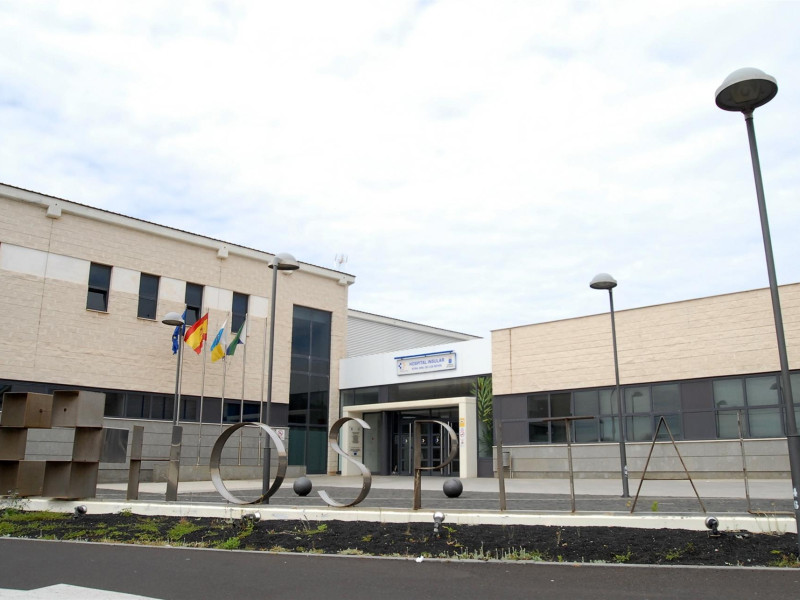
[664,542,694,561]
[215,537,241,550]
[769,550,800,568]
[167,519,202,542]
[613,547,633,563]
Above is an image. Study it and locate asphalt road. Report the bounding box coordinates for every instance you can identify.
[1,538,798,600]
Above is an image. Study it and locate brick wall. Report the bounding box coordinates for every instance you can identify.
[0,189,350,473]
[492,285,800,395]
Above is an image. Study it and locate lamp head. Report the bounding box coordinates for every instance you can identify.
[705,516,720,536]
[270,252,300,271]
[161,311,185,326]
[715,68,777,113]
[432,511,445,535]
[590,273,617,290]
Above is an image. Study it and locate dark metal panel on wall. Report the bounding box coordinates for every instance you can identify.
[268,403,289,427]
[681,380,715,440]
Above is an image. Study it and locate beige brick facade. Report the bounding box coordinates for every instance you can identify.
[492,284,800,396]
[0,185,351,475]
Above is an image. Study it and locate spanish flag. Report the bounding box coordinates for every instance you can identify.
[210,320,227,363]
[184,312,208,354]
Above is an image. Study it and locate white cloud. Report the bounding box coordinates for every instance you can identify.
[2,1,800,338]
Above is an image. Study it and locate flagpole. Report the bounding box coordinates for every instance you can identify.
[176,309,186,424]
[258,314,268,466]
[197,309,208,466]
[220,354,227,433]
[237,315,248,465]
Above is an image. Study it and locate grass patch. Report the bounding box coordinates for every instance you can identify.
[769,551,800,568]
[215,537,241,550]
[167,519,202,542]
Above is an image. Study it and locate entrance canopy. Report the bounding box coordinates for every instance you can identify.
[341,396,477,478]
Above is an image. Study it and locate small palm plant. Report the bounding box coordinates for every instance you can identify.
[472,376,493,457]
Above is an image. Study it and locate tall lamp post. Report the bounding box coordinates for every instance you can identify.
[590,273,629,498]
[262,252,300,499]
[162,312,186,424]
[161,311,185,502]
[716,67,800,550]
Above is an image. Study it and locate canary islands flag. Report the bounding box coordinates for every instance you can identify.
[210,320,227,363]
[184,313,208,354]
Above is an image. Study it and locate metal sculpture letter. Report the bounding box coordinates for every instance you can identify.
[413,419,458,510]
[210,422,287,505]
[318,417,372,507]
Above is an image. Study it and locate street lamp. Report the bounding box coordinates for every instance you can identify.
[590,273,629,498]
[716,67,800,550]
[161,311,185,502]
[161,311,185,425]
[262,252,300,499]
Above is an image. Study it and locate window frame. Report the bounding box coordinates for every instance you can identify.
[137,273,160,320]
[87,263,112,312]
[185,282,203,326]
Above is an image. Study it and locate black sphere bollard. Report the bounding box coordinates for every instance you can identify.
[443,478,463,498]
[293,476,313,496]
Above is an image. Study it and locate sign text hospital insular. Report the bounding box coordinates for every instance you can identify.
[395,351,457,375]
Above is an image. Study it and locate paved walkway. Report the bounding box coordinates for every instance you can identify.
[15,474,796,533]
[92,474,795,516]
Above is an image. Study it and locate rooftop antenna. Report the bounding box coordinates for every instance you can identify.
[335,254,348,270]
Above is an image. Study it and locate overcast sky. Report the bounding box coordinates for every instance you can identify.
[2,1,799,338]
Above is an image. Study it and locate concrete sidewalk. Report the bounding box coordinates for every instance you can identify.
[98,473,792,500]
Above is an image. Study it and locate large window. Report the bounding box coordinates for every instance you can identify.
[510,372,798,446]
[137,273,159,320]
[341,387,380,407]
[232,292,248,333]
[526,392,571,443]
[714,375,783,438]
[288,306,332,474]
[87,263,112,312]
[185,282,203,326]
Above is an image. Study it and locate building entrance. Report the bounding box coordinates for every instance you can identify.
[390,408,459,476]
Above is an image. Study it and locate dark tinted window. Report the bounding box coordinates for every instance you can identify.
[87,263,112,311]
[185,283,203,326]
[137,273,159,319]
[232,293,248,332]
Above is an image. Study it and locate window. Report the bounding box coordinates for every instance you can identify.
[745,376,779,406]
[232,292,248,333]
[185,283,203,326]
[714,376,782,439]
[625,386,651,413]
[341,387,380,407]
[288,306,332,474]
[87,263,112,311]
[137,273,159,319]
[526,392,572,443]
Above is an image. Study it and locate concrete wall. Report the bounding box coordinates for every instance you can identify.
[497,438,790,479]
[492,284,800,395]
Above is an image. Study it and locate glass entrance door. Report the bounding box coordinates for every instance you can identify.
[390,409,459,476]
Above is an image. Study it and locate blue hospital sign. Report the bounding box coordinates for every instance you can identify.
[395,351,457,375]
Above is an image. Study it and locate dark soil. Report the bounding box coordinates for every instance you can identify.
[2,509,798,567]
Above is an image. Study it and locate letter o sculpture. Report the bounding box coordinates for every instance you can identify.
[210,422,287,505]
